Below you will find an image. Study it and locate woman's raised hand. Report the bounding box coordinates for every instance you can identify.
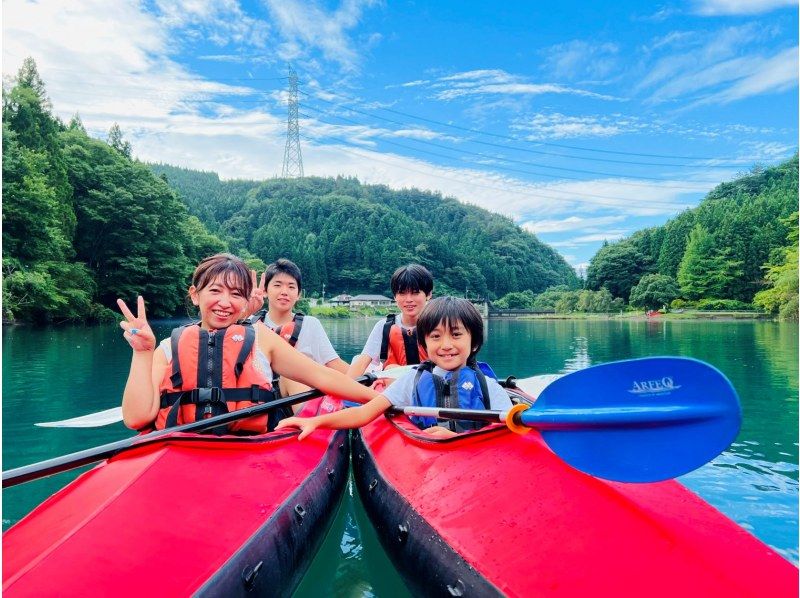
[117,296,156,352]
[245,269,266,318]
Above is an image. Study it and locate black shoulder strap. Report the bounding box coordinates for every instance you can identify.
[412,361,435,407]
[234,324,256,380]
[287,312,304,347]
[471,364,491,410]
[169,326,186,388]
[245,309,267,326]
[401,327,421,364]
[379,314,396,362]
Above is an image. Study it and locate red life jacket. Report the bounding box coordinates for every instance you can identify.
[272,312,304,347]
[379,314,428,367]
[157,322,275,434]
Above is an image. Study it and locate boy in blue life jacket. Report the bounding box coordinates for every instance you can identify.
[277,296,512,438]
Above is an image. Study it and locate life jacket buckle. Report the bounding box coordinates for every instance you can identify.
[193,387,223,418]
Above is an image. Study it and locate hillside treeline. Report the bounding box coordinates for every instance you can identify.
[2,59,227,322]
[148,165,580,299]
[583,156,798,318]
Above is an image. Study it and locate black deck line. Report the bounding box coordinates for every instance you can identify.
[352,427,503,597]
[194,429,350,597]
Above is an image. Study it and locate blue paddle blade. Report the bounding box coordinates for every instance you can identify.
[522,357,742,483]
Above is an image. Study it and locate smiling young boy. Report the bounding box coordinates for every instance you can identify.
[348,264,433,377]
[251,259,349,400]
[278,296,512,438]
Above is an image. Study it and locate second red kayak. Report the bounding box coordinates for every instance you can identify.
[352,413,798,596]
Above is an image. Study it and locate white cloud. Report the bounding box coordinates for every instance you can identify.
[691,46,798,105]
[523,215,627,234]
[153,0,271,48]
[692,0,797,15]
[540,40,621,81]
[636,25,796,106]
[512,112,631,140]
[549,232,628,248]
[426,69,622,102]
[262,0,381,72]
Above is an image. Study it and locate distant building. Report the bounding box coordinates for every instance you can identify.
[348,294,393,308]
[329,294,352,306]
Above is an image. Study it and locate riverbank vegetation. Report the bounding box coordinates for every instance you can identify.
[492,157,798,320]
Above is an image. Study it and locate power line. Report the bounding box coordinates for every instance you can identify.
[298,105,719,190]
[299,133,697,211]
[299,87,754,163]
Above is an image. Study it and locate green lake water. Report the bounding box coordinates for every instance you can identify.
[3,318,798,594]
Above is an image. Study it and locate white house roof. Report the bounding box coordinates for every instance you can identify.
[350,294,393,301]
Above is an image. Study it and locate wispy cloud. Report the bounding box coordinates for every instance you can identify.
[636,25,796,106]
[262,0,382,72]
[692,0,798,15]
[153,0,271,48]
[522,215,627,234]
[549,232,629,248]
[540,40,621,82]
[417,69,622,102]
[511,112,635,140]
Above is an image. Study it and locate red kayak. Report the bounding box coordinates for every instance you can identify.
[3,397,349,597]
[352,413,798,597]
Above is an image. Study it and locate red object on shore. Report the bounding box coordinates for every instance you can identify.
[3,397,349,597]
[353,414,798,597]
[646,309,662,317]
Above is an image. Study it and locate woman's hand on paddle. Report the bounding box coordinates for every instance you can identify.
[245,269,266,317]
[117,296,156,352]
[276,416,319,440]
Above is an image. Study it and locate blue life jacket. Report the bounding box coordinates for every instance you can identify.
[410,361,495,432]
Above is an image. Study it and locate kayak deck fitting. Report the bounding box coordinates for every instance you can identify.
[3,398,350,597]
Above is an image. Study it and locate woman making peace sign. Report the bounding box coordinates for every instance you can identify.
[118,253,376,433]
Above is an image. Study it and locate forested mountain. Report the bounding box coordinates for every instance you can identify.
[3,59,226,322]
[149,164,580,299]
[586,156,798,312]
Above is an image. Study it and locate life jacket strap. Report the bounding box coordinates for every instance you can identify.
[274,312,304,348]
[379,314,396,362]
[160,386,277,433]
[401,326,420,364]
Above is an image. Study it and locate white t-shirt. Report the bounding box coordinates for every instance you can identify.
[360,315,417,368]
[263,313,340,366]
[382,365,512,410]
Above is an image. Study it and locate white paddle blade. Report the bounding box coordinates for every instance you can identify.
[36,407,123,428]
[514,374,563,399]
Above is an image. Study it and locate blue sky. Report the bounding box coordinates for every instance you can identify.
[4,0,798,272]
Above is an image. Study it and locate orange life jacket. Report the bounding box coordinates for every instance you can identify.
[157,322,275,434]
[272,312,304,347]
[379,314,428,367]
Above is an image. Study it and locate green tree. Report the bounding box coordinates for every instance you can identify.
[677,225,743,300]
[586,241,652,300]
[629,274,680,311]
[753,213,799,320]
[107,123,132,159]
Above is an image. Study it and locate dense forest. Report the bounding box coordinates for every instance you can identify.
[2,58,577,323]
[583,156,798,318]
[2,59,227,322]
[149,163,579,300]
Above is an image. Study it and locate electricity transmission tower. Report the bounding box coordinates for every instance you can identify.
[281,66,304,178]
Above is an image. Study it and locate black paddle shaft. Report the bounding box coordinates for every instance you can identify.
[3,375,375,488]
